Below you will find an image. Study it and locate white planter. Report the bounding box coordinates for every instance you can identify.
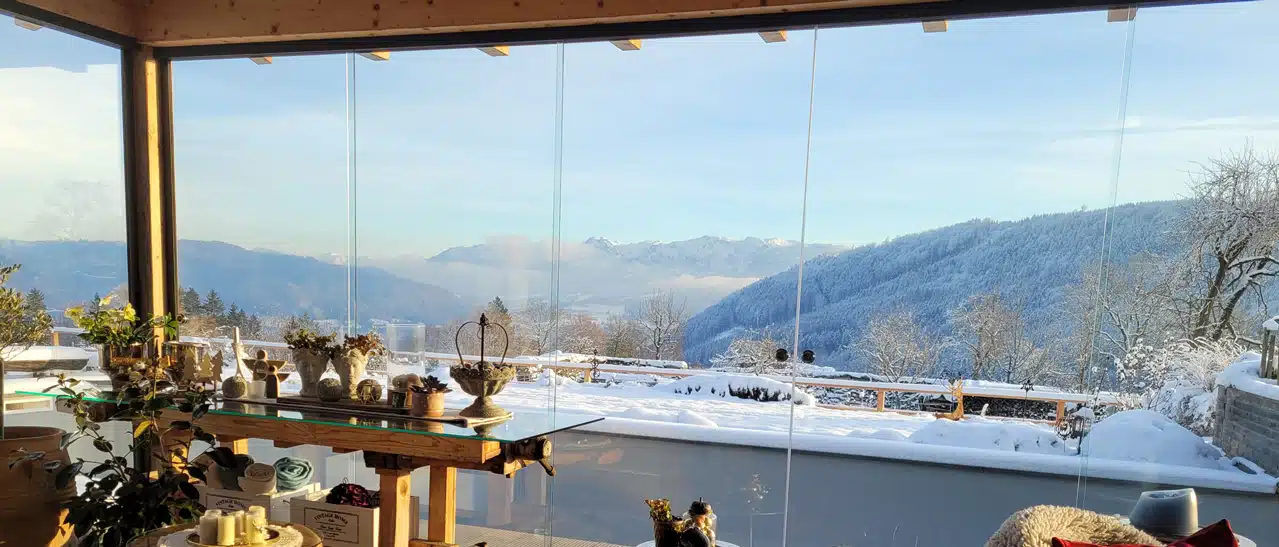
[197,482,320,522]
[331,350,370,400]
[292,349,331,398]
[290,489,420,547]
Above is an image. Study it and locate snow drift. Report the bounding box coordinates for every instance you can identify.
[657,373,816,405]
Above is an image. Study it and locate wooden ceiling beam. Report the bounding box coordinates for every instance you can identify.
[8,0,137,39]
[134,0,912,47]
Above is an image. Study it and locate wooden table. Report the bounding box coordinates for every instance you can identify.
[128,521,322,547]
[175,401,601,547]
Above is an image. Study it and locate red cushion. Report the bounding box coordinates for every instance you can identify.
[1051,520,1238,547]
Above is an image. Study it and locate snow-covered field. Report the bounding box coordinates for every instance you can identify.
[415,368,1277,493]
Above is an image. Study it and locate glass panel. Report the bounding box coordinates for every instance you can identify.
[1080,3,1279,545]
[172,54,350,345]
[351,45,563,541]
[14,391,601,443]
[556,33,816,546]
[0,18,126,394]
[169,54,359,499]
[794,13,1133,546]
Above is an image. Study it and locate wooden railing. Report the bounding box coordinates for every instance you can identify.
[50,327,1117,424]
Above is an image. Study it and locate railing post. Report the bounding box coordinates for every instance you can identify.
[1055,400,1067,426]
[50,330,59,346]
[875,389,886,411]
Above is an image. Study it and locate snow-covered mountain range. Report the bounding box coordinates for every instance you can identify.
[371,236,847,314]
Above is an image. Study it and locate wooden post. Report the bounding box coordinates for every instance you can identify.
[122,45,178,347]
[875,389,886,411]
[1055,400,1067,426]
[217,434,248,455]
[428,466,457,544]
[583,368,594,383]
[377,468,412,547]
[50,330,60,346]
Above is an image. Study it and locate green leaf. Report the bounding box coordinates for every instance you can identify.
[43,460,62,471]
[55,461,83,490]
[169,420,191,431]
[177,480,199,500]
[92,438,113,454]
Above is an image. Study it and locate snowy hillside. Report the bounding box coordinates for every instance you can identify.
[684,201,1186,367]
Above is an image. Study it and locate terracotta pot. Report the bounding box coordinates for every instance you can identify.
[410,391,446,418]
[291,349,330,398]
[450,365,515,418]
[331,349,370,400]
[0,427,74,546]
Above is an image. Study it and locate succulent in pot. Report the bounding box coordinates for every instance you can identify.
[331,333,388,400]
[409,375,451,417]
[450,314,516,419]
[283,327,337,398]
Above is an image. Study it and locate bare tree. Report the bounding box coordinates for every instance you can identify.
[852,309,944,383]
[1175,146,1279,342]
[513,298,556,355]
[711,333,782,374]
[561,312,605,354]
[601,312,642,358]
[636,290,688,360]
[950,293,1017,380]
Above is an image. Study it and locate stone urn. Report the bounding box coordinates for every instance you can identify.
[450,364,515,418]
[331,349,370,400]
[291,349,330,398]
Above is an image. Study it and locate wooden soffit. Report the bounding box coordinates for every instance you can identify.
[11,0,939,47]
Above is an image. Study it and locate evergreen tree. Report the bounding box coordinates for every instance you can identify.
[87,292,103,314]
[488,297,509,315]
[245,314,264,340]
[180,287,203,316]
[23,288,47,315]
[203,289,226,319]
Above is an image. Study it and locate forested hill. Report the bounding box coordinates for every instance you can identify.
[0,239,466,325]
[683,201,1187,368]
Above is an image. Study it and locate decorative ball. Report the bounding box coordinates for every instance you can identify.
[222,375,248,399]
[316,378,345,402]
[390,374,421,391]
[356,379,383,404]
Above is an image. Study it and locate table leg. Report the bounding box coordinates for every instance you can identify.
[377,468,412,547]
[217,434,248,455]
[428,466,457,544]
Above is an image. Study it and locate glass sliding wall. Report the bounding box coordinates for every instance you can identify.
[555,32,817,546]
[0,15,129,460]
[352,44,563,538]
[1078,1,1279,541]
[793,12,1133,546]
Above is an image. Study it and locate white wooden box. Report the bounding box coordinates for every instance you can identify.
[289,488,420,547]
[197,482,320,522]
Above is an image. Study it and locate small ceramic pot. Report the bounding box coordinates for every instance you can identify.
[331,349,370,400]
[410,391,446,418]
[291,349,330,398]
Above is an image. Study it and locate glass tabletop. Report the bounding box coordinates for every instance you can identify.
[16,390,602,444]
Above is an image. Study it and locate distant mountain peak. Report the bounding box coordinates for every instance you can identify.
[584,236,617,250]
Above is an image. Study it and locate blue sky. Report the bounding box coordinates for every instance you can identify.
[2,1,1278,258]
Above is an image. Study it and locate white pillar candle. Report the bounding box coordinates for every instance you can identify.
[217,513,237,545]
[248,380,267,399]
[198,510,222,544]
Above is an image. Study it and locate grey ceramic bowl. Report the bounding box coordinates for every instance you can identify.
[1128,488,1199,541]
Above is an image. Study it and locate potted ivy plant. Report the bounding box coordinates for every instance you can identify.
[0,263,69,546]
[64,297,176,391]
